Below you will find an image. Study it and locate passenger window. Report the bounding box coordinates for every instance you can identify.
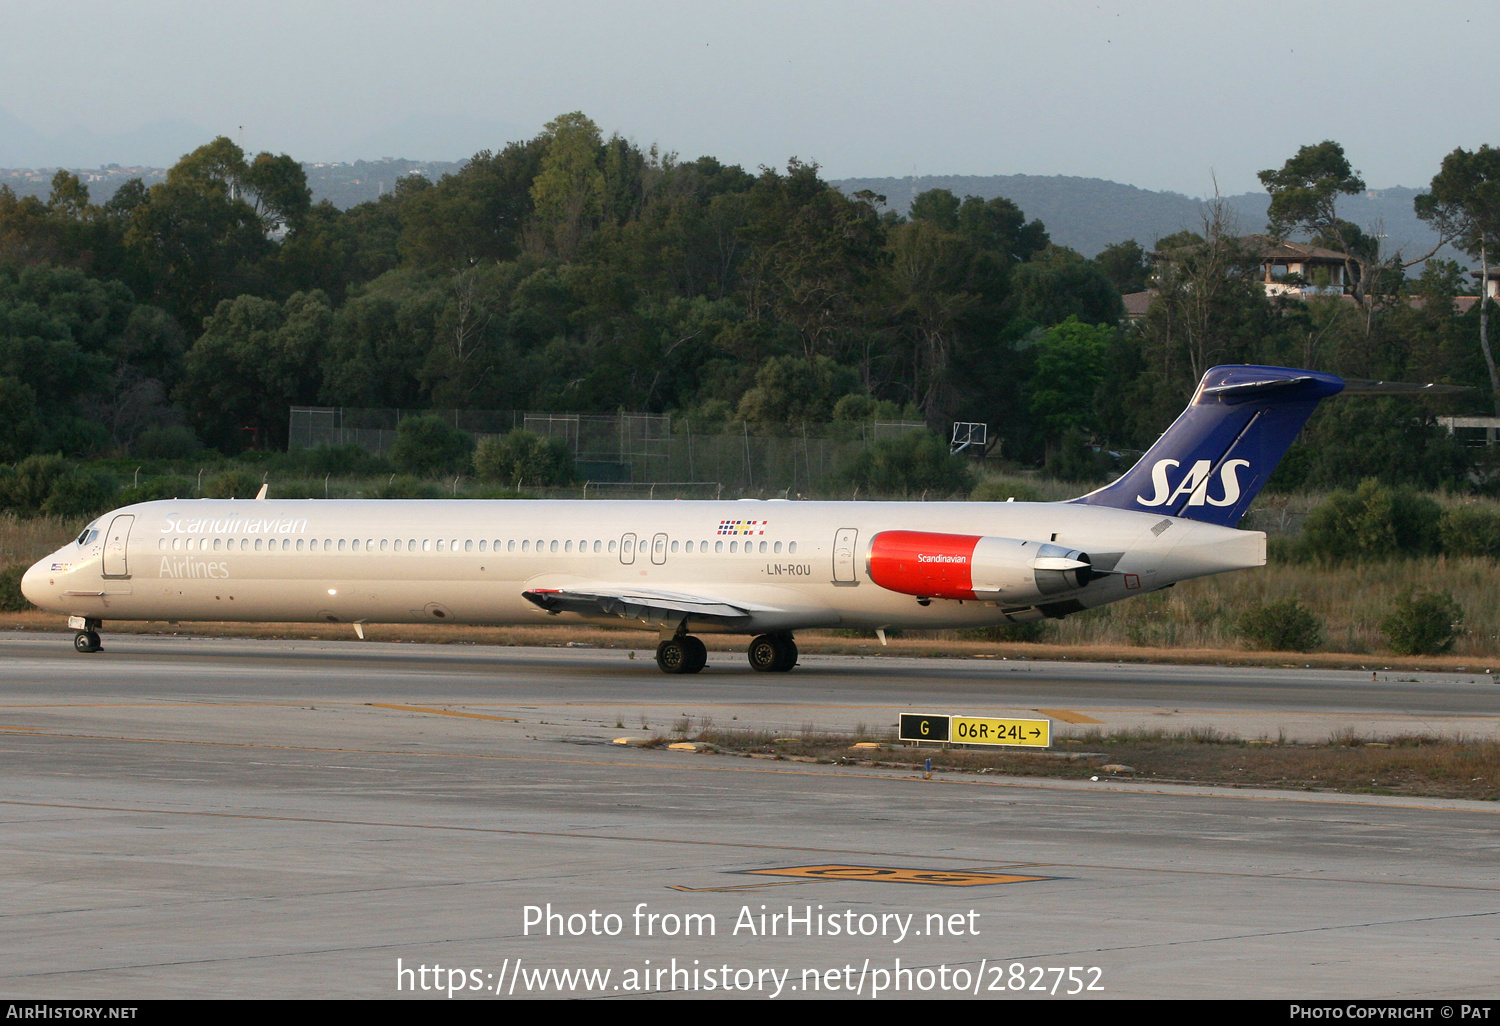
[380,539,389,551]
[255,539,264,551]
[436,539,444,552]
[508,540,516,552]
[671,540,679,553]
[550,540,558,553]
[422,539,431,552]
[759,541,767,554]
[565,540,573,553]
[685,541,693,553]
[478,540,486,552]
[608,540,616,552]
[774,541,782,554]
[351,539,360,552]
[465,539,474,552]
[730,541,737,553]
[789,542,797,554]
[522,540,531,552]
[715,541,723,553]
[338,539,346,551]
[593,540,601,553]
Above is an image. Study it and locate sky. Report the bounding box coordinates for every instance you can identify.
[1,0,1494,197]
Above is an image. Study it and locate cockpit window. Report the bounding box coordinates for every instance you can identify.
[76,527,99,546]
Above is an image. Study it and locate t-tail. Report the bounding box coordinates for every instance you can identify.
[1071,365,1344,527]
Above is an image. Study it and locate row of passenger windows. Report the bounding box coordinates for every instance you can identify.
[158,536,799,555]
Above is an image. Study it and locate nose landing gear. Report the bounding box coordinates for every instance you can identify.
[70,617,103,653]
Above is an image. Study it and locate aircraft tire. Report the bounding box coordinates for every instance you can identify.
[74,631,101,653]
[682,636,708,673]
[772,636,798,672]
[747,635,779,672]
[656,639,693,674]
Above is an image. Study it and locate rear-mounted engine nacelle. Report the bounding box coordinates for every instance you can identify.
[867,530,1095,603]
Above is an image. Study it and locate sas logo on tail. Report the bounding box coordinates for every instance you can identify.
[1136,459,1250,508]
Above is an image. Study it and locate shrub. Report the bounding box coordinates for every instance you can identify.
[474,430,575,487]
[1381,589,1464,656]
[1298,478,1442,561]
[0,454,68,514]
[115,476,194,505]
[961,620,1052,643]
[202,469,264,499]
[373,475,442,499]
[0,565,31,612]
[289,444,392,477]
[389,415,474,476]
[839,431,973,496]
[132,425,203,460]
[41,468,118,520]
[970,478,1043,503]
[1237,599,1324,652]
[1439,504,1500,559]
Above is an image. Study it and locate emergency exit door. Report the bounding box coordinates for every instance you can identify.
[832,528,859,585]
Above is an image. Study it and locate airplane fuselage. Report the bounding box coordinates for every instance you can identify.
[23,496,1263,635]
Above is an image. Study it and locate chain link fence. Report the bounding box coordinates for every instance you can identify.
[289,407,929,493]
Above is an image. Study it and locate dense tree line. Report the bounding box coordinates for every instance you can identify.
[1,118,1498,492]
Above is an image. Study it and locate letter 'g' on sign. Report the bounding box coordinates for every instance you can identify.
[899,714,950,742]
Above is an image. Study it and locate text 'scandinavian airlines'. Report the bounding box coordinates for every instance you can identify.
[23,366,1344,673]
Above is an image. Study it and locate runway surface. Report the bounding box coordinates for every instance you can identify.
[2,632,1497,999]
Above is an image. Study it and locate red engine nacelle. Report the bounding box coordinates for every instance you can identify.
[866,530,1094,604]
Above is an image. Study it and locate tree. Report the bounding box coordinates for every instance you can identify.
[124,137,311,324]
[884,218,975,424]
[529,112,606,259]
[178,291,329,449]
[1093,239,1151,294]
[1261,141,1446,326]
[1416,146,1500,414]
[1135,203,1270,423]
[1027,316,1115,438]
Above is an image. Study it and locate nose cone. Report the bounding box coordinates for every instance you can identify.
[20,557,59,611]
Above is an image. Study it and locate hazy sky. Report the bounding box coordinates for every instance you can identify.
[2,0,1493,196]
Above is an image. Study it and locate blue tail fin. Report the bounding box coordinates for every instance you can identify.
[1071,365,1344,526]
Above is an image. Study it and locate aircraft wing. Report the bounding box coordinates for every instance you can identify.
[522,586,759,627]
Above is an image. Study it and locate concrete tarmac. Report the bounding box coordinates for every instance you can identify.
[1,632,1498,1000]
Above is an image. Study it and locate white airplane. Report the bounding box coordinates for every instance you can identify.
[22,365,1344,673]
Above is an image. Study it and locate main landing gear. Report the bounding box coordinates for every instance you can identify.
[655,635,708,674]
[747,632,798,673]
[653,632,800,673]
[70,617,102,653]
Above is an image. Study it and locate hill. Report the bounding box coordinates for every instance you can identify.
[831,174,1455,265]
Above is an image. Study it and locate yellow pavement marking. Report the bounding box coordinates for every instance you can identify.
[1037,708,1103,724]
[746,864,1049,887]
[366,703,518,722]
